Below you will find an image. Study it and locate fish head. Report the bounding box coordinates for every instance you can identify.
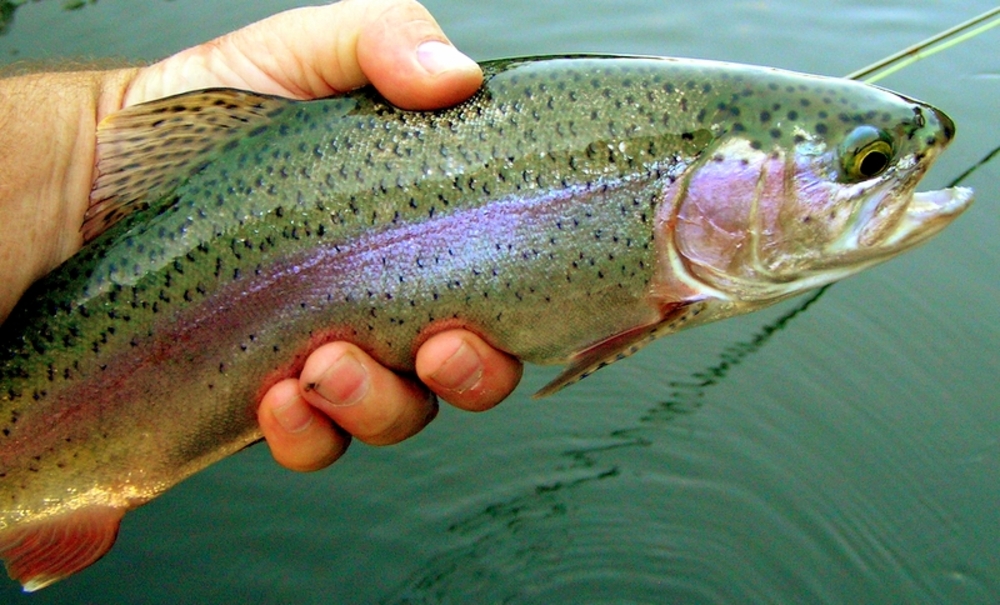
[670,76,973,302]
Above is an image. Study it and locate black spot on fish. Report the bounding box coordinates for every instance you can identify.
[815,123,828,135]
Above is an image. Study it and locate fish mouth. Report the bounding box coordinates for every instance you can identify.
[818,182,972,282]
[881,186,974,248]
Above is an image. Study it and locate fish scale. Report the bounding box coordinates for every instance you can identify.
[0,55,971,590]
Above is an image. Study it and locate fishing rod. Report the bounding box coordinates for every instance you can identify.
[847,6,1000,83]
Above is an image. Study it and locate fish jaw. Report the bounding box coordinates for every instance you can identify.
[771,183,973,298]
[797,152,973,280]
[869,186,973,250]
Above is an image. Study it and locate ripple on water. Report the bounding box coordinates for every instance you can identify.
[372,285,998,604]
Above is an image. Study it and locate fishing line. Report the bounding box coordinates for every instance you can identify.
[948,143,1000,188]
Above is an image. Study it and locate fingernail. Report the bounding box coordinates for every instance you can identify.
[308,351,370,406]
[416,40,478,75]
[273,397,314,434]
[431,341,483,393]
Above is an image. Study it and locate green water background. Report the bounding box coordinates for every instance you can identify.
[1,1,998,602]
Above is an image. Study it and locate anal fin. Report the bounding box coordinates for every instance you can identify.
[533,301,708,399]
[0,505,125,592]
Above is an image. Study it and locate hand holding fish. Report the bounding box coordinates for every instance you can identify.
[0,0,523,476]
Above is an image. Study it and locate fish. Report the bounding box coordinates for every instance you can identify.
[0,55,972,590]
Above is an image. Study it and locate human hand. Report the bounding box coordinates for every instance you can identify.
[0,0,522,472]
[133,0,524,471]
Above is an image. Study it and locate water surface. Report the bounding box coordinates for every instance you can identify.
[1,1,998,603]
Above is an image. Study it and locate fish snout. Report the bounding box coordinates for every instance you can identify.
[926,104,956,147]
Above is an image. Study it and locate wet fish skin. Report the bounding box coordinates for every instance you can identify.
[0,56,970,590]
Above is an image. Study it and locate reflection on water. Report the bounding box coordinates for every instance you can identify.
[385,288,832,602]
[0,0,84,36]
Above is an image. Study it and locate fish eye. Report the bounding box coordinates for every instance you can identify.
[840,125,894,182]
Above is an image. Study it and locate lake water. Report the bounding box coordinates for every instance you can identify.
[1,1,999,603]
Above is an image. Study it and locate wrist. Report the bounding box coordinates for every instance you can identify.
[0,68,138,322]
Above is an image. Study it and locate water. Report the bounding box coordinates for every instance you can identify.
[2,1,999,602]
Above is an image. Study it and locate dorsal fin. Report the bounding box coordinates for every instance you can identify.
[85,88,290,242]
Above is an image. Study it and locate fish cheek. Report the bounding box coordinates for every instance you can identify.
[777,161,854,268]
[673,141,770,279]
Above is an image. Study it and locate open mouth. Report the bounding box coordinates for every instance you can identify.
[883,186,974,247]
[908,186,975,217]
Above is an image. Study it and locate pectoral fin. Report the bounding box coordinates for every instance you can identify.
[533,301,707,399]
[0,505,125,592]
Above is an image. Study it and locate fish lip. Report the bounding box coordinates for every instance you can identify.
[883,185,974,247]
[908,186,974,218]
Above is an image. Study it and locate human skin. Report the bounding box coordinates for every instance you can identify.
[0,0,522,472]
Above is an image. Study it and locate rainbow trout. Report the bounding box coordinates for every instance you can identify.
[0,56,971,590]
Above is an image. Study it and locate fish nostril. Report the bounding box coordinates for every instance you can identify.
[931,106,956,143]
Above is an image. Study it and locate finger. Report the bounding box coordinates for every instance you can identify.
[258,378,351,472]
[416,330,523,412]
[125,0,482,108]
[354,0,483,109]
[299,342,439,446]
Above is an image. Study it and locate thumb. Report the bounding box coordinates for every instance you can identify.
[354,0,484,109]
[124,0,482,110]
